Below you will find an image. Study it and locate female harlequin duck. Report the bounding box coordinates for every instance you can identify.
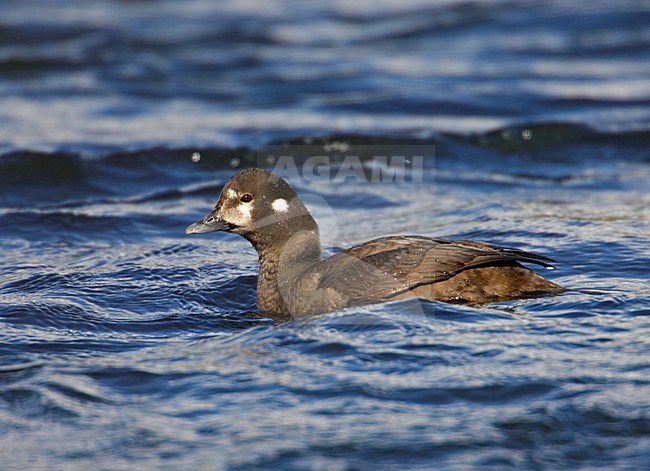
[186,169,563,318]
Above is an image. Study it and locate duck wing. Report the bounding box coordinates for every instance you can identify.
[315,236,556,304]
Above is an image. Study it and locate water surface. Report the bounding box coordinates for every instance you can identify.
[1,1,649,469]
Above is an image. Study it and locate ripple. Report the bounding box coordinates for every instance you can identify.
[1,1,650,468]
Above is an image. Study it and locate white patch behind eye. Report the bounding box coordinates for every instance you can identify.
[272,198,289,213]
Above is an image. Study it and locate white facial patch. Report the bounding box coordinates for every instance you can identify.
[236,201,253,223]
[226,189,237,199]
[272,198,289,213]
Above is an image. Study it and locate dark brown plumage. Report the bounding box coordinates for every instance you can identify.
[186,168,563,318]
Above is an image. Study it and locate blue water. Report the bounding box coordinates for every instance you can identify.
[1,1,650,469]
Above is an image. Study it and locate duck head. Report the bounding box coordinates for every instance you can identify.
[185,168,319,250]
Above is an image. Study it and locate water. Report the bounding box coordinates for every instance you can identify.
[1,0,649,469]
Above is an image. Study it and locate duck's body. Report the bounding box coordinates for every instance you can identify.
[186,169,563,318]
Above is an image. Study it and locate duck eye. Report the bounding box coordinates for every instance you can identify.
[240,193,253,203]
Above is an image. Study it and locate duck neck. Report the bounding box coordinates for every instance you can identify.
[247,219,322,315]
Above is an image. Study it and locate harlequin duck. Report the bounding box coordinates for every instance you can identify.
[186,169,563,318]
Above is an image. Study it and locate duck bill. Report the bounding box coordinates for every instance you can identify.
[185,210,232,234]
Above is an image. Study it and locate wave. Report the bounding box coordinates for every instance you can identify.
[1,123,647,179]
[1,124,647,211]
